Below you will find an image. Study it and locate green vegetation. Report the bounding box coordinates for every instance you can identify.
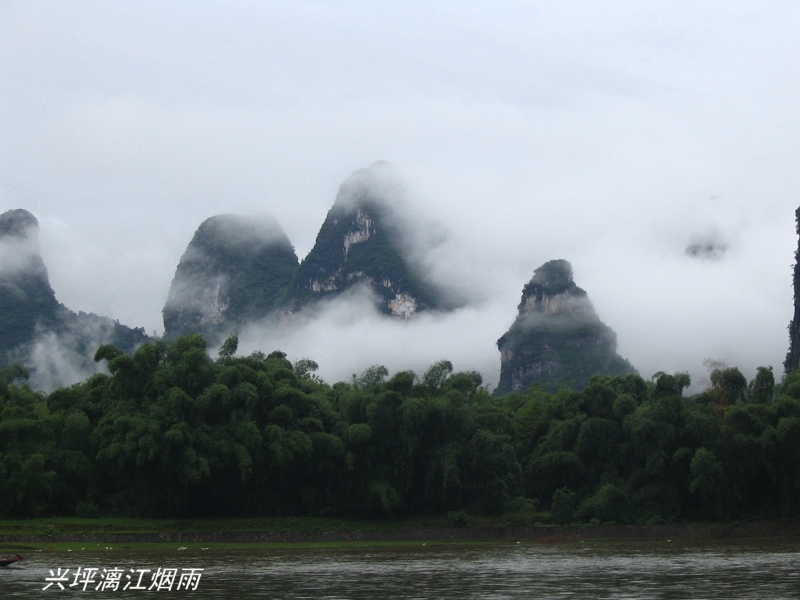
[1,335,799,526]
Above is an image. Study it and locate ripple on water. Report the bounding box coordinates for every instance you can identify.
[3,539,799,599]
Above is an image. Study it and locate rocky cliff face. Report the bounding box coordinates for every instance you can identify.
[163,214,299,342]
[785,207,800,373]
[291,162,446,317]
[0,209,148,389]
[496,259,636,394]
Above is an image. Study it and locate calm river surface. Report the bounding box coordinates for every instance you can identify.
[3,539,799,598]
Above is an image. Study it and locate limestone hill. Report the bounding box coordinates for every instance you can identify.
[496,259,636,393]
[290,162,449,317]
[162,214,299,343]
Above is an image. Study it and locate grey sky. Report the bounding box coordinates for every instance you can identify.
[2,1,799,389]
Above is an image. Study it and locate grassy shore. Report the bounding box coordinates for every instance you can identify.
[2,516,798,555]
[1,538,506,554]
[0,515,515,554]
[0,514,515,537]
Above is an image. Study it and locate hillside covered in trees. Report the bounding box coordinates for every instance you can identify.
[0,334,795,525]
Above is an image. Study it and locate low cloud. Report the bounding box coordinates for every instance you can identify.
[236,284,510,390]
[14,317,118,393]
[197,213,293,251]
[685,233,729,261]
[0,226,45,280]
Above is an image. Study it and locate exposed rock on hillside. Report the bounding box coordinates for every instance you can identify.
[291,162,447,317]
[163,214,299,342]
[495,259,636,394]
[0,209,148,389]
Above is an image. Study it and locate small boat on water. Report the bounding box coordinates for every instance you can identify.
[0,555,24,567]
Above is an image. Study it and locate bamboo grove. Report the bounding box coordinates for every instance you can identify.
[1,334,799,524]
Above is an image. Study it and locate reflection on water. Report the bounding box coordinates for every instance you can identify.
[3,539,800,598]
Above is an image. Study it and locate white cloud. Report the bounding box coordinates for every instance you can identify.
[19,321,114,393]
[2,1,799,387]
[237,285,511,390]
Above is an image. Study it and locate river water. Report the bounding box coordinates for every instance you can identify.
[3,539,799,598]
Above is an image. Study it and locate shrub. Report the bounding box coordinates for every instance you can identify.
[551,487,577,525]
[447,509,470,528]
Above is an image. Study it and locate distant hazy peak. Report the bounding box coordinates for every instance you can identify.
[0,209,39,241]
[528,259,575,290]
[0,208,149,383]
[163,212,299,342]
[517,259,593,317]
[291,162,453,318]
[496,259,635,393]
[0,208,48,281]
[193,213,293,251]
[331,161,401,212]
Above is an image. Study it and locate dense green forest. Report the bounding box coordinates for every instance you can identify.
[1,334,798,525]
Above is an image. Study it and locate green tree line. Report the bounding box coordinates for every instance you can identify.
[1,335,799,524]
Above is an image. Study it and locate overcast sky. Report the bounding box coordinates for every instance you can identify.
[2,1,800,390]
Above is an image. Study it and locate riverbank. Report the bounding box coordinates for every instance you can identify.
[2,519,799,547]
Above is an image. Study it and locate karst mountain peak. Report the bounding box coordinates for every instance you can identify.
[496,259,636,394]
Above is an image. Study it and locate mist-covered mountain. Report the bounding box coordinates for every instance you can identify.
[0,209,60,354]
[290,162,453,317]
[162,163,457,343]
[1,175,640,396]
[495,259,636,394]
[0,209,149,389]
[163,214,299,343]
